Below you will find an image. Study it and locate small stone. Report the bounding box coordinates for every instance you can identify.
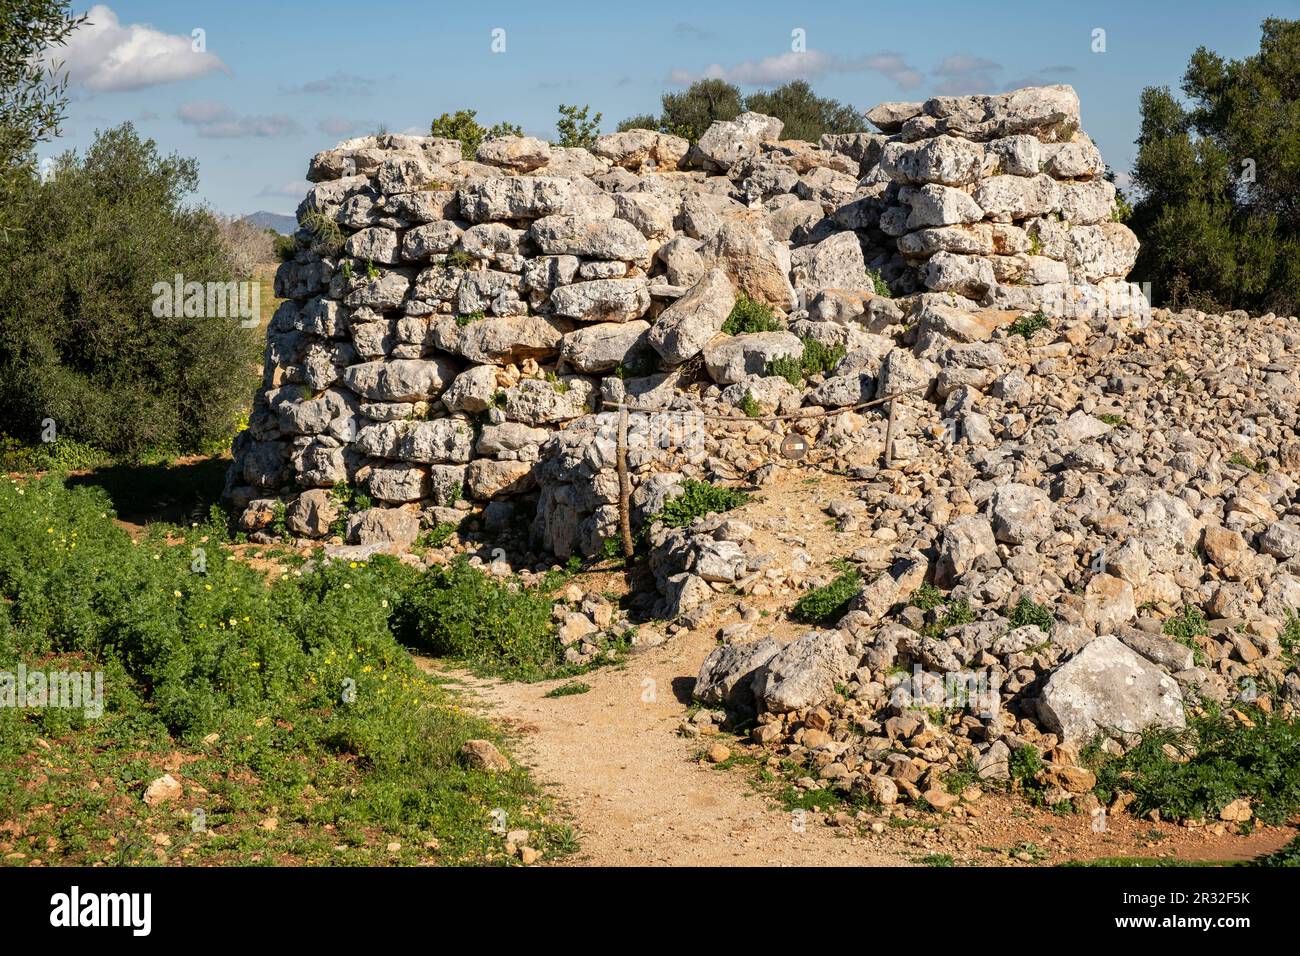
[707,744,732,764]
[143,774,182,807]
[460,739,511,772]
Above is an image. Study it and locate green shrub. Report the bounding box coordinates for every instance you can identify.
[429,109,522,159]
[647,479,751,530]
[0,125,262,459]
[910,582,944,612]
[1163,605,1208,664]
[1088,708,1300,824]
[800,338,846,377]
[619,78,863,144]
[1010,744,1044,784]
[556,104,602,148]
[792,563,861,625]
[1008,311,1050,339]
[866,267,891,297]
[722,295,781,335]
[765,355,802,386]
[395,558,568,681]
[739,391,762,418]
[1007,596,1054,633]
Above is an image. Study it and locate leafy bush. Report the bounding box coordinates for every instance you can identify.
[765,355,803,387]
[1089,708,1300,824]
[556,104,602,148]
[722,295,781,335]
[429,109,522,159]
[620,78,864,143]
[801,338,846,377]
[791,564,861,625]
[1007,596,1054,633]
[0,124,262,459]
[1010,744,1044,785]
[647,479,751,530]
[1129,18,1300,314]
[396,559,558,680]
[1008,311,1050,339]
[739,391,762,418]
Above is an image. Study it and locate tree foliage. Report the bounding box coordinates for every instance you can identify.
[556,103,602,149]
[0,0,85,236]
[0,125,261,458]
[620,78,865,143]
[743,80,867,142]
[429,109,522,159]
[1130,18,1300,315]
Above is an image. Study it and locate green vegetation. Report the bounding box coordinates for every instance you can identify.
[1096,413,1128,427]
[739,391,763,418]
[1007,595,1055,633]
[765,355,803,387]
[1009,744,1044,785]
[0,477,567,865]
[1163,605,1209,664]
[1228,451,1269,474]
[555,104,602,149]
[0,124,262,459]
[300,208,345,255]
[429,109,523,159]
[1088,707,1300,824]
[910,582,945,612]
[722,294,782,335]
[918,853,955,867]
[0,1,85,237]
[543,681,591,699]
[1129,18,1300,315]
[646,479,751,531]
[866,267,891,298]
[619,78,865,143]
[1008,311,1051,339]
[764,338,847,386]
[791,562,861,626]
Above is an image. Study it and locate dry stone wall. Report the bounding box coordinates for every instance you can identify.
[226,84,1142,550]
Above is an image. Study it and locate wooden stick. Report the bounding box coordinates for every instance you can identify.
[617,404,634,558]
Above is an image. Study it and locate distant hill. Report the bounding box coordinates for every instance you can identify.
[242,211,298,235]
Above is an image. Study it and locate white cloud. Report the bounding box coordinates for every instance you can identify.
[51,4,227,92]
[259,181,308,198]
[177,101,301,138]
[668,49,925,90]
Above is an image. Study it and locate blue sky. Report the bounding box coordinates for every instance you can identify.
[42,0,1295,217]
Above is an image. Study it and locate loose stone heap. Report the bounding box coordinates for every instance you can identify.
[690,304,1300,815]
[227,84,1141,552]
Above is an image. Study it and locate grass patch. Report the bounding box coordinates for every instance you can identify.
[1163,605,1208,665]
[0,476,567,866]
[543,680,591,699]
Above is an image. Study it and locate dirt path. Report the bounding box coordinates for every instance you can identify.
[417,627,910,866]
